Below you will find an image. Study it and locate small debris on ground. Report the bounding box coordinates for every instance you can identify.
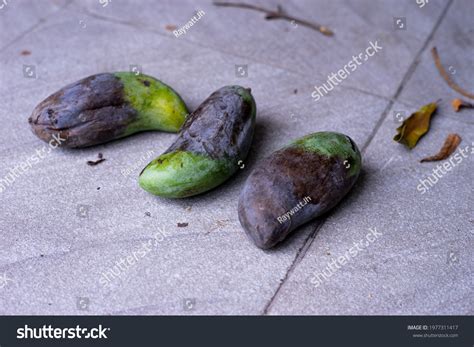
[87,152,106,166]
[177,222,189,227]
[452,98,474,112]
[165,24,177,31]
[420,133,461,162]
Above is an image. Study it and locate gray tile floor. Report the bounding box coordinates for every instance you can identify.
[0,0,472,315]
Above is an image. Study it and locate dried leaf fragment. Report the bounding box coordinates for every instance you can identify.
[393,102,437,149]
[420,133,461,162]
[452,98,474,112]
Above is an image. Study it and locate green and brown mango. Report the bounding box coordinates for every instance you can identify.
[28,72,188,148]
[238,132,362,249]
[139,86,256,198]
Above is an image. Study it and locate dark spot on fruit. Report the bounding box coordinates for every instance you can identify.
[347,136,356,152]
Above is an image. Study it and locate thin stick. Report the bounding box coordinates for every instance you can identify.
[452,98,474,112]
[213,1,333,36]
[431,47,474,99]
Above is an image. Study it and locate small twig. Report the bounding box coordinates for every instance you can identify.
[213,1,333,36]
[87,158,105,166]
[452,98,474,112]
[87,152,106,166]
[431,47,474,99]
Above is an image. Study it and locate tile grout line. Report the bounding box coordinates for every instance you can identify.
[260,0,454,315]
[3,3,432,106]
[0,0,75,54]
[77,5,403,104]
[261,222,323,315]
[360,0,454,154]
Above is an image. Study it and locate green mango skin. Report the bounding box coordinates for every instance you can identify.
[238,132,361,249]
[28,72,188,148]
[139,86,256,198]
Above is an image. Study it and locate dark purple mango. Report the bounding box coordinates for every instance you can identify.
[238,132,361,249]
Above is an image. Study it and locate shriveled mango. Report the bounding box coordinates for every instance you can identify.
[28,72,188,148]
[139,86,256,198]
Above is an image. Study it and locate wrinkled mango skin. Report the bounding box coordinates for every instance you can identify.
[238,132,361,249]
[28,72,188,148]
[139,86,256,198]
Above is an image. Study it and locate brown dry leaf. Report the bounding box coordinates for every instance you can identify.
[420,133,461,162]
[393,102,437,149]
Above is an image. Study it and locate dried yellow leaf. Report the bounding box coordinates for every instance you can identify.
[393,102,437,149]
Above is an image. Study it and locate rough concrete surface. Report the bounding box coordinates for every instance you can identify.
[0,0,472,315]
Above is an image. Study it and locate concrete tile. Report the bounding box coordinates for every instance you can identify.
[267,0,473,315]
[74,0,447,98]
[0,0,70,51]
[0,4,392,314]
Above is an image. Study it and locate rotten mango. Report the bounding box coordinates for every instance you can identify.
[28,72,188,148]
[139,86,256,198]
[238,132,361,249]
